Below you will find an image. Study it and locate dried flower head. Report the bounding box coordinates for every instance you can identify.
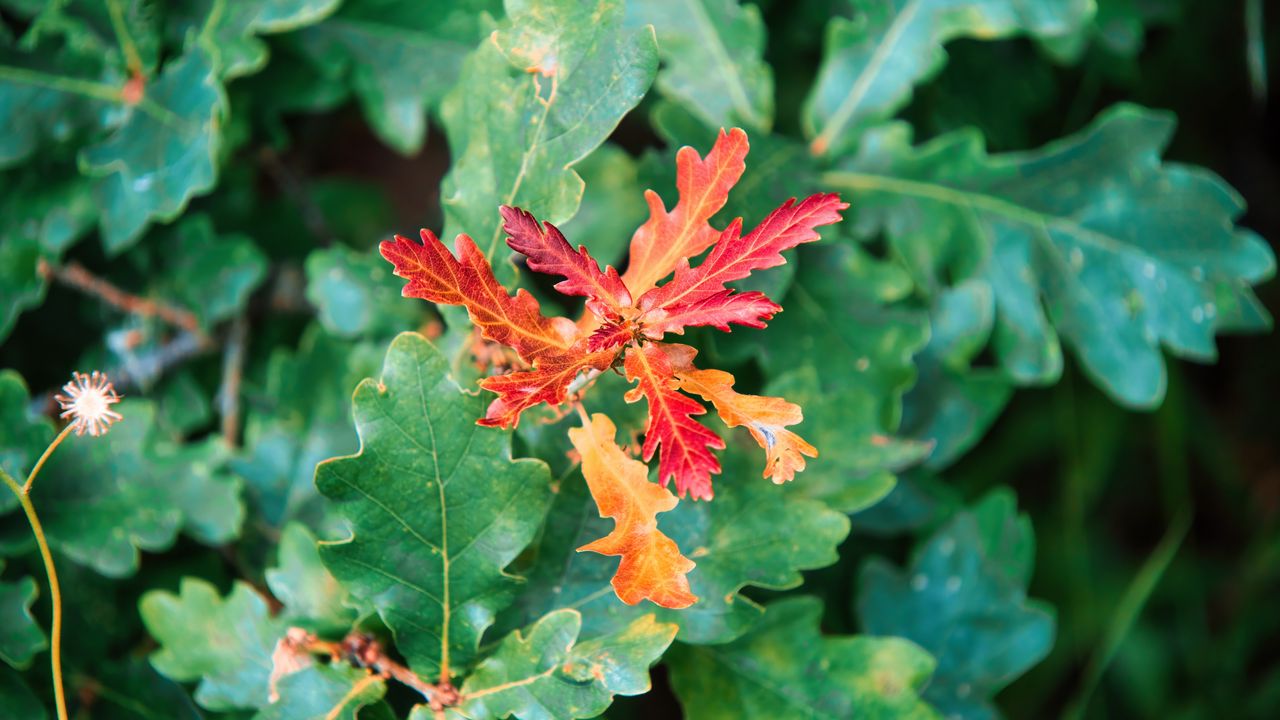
[54,371,123,437]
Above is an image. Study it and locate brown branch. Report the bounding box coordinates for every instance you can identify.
[38,259,202,335]
[280,629,460,712]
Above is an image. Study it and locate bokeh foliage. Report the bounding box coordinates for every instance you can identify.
[1,0,1277,718]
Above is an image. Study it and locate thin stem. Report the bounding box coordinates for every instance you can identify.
[105,0,144,76]
[1,467,68,720]
[0,64,124,103]
[39,260,203,335]
[23,424,74,494]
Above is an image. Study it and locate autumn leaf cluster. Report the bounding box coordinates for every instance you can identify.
[382,128,845,607]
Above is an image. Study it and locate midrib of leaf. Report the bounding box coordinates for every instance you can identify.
[105,0,144,74]
[463,664,559,702]
[325,674,380,720]
[683,0,763,129]
[810,0,921,156]
[632,347,706,473]
[823,170,1163,263]
[417,360,453,681]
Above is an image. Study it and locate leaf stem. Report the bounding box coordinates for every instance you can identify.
[1,464,69,720]
[0,64,125,103]
[23,424,74,494]
[105,0,145,76]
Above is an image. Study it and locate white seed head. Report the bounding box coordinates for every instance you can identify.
[54,371,123,437]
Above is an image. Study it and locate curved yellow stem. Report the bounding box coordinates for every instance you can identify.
[2,464,69,720]
[24,424,73,494]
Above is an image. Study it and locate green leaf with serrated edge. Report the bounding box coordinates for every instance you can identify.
[232,326,382,531]
[0,370,53,515]
[266,522,357,636]
[91,658,204,720]
[451,611,674,720]
[0,559,45,669]
[505,439,849,645]
[290,0,499,154]
[256,663,386,720]
[79,48,226,254]
[902,281,1013,470]
[722,241,929,429]
[187,0,343,80]
[827,105,1277,407]
[316,332,552,682]
[628,0,773,130]
[141,578,286,711]
[0,664,45,720]
[305,246,422,339]
[440,0,658,272]
[803,0,1093,158]
[1040,0,1181,62]
[156,214,268,328]
[668,596,938,720]
[0,169,96,344]
[858,488,1055,719]
[0,401,243,577]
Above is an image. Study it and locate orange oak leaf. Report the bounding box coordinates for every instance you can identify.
[570,412,697,609]
[665,345,817,484]
[637,193,848,330]
[623,343,724,500]
[381,231,577,364]
[500,205,631,315]
[620,127,749,299]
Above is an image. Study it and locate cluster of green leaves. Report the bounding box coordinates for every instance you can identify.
[1,0,1275,718]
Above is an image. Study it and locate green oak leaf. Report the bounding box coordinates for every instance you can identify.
[667,596,938,719]
[232,325,382,531]
[858,488,1054,719]
[451,611,675,720]
[555,143,647,271]
[0,401,244,577]
[257,663,387,720]
[0,42,115,168]
[507,441,850,645]
[316,332,553,682]
[0,559,45,669]
[0,665,45,720]
[291,0,499,154]
[828,104,1277,407]
[1040,0,1181,62]
[723,241,929,430]
[803,0,1093,158]
[155,214,268,328]
[265,522,358,636]
[850,469,963,536]
[189,0,344,80]
[628,0,773,130]
[440,0,657,270]
[140,578,286,712]
[0,370,53,515]
[305,245,422,339]
[901,281,1012,470]
[27,0,160,75]
[79,48,226,254]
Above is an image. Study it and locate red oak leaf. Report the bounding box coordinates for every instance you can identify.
[623,342,723,500]
[636,193,848,332]
[381,231,577,364]
[571,412,696,608]
[500,205,631,316]
[640,289,780,337]
[478,350,616,428]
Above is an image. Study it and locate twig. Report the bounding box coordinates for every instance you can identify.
[218,314,249,447]
[39,259,202,336]
[105,329,214,391]
[283,629,460,711]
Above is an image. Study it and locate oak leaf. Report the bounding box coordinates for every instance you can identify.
[570,413,696,608]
